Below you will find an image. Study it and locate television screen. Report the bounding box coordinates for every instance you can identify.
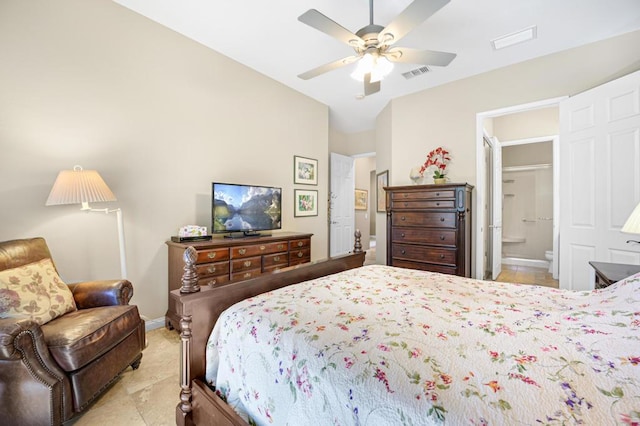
[212,182,282,235]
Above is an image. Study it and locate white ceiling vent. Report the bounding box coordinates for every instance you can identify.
[402,66,430,80]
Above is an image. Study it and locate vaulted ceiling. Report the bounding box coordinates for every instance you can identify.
[114,0,640,133]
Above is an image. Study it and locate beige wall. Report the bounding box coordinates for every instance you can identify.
[0,0,329,320]
[493,107,559,142]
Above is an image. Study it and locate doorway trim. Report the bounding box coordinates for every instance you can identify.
[475,96,566,279]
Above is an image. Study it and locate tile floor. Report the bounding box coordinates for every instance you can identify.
[66,253,556,425]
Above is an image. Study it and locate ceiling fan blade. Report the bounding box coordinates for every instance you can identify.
[378,0,450,46]
[298,55,361,80]
[364,73,381,96]
[385,47,456,66]
[298,9,365,48]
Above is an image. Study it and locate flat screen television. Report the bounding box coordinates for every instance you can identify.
[212,182,282,237]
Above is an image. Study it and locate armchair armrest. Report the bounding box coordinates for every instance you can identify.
[67,279,134,308]
[0,318,66,373]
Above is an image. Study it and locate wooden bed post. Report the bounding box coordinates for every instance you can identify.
[176,315,193,426]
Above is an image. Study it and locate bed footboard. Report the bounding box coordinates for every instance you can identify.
[174,232,366,426]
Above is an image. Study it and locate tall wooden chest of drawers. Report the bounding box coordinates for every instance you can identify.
[386,183,472,277]
[165,232,312,330]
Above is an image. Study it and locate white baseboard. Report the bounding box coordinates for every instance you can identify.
[144,317,165,331]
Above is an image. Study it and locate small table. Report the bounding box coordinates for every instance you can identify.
[589,261,640,289]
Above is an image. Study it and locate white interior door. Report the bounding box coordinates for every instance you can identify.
[329,152,355,256]
[491,136,503,280]
[559,70,640,290]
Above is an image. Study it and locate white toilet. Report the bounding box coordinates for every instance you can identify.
[544,250,553,273]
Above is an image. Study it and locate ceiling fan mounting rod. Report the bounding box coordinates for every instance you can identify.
[369,0,374,25]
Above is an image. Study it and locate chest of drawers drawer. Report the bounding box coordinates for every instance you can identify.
[391,189,456,201]
[195,261,230,277]
[391,199,455,209]
[392,243,457,266]
[392,211,456,228]
[289,238,311,250]
[232,241,288,258]
[195,248,230,263]
[391,227,456,246]
[197,274,230,288]
[231,256,261,273]
[289,247,310,265]
[262,252,288,268]
[230,269,262,282]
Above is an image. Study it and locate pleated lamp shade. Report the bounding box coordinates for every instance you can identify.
[621,202,640,235]
[46,166,116,206]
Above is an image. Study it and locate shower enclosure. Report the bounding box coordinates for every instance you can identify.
[502,165,553,268]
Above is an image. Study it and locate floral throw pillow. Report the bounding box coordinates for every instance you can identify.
[0,258,77,325]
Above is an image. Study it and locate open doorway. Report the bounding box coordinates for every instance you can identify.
[475,98,564,281]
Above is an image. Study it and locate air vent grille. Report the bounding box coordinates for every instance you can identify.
[402,66,430,79]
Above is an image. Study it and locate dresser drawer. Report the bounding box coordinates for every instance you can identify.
[392,211,456,228]
[198,274,230,288]
[391,259,458,276]
[195,248,230,263]
[391,227,456,247]
[392,244,457,266]
[289,247,310,265]
[391,199,455,209]
[262,252,289,268]
[195,261,230,277]
[230,269,263,282]
[231,256,261,273]
[391,189,456,201]
[289,238,311,250]
[232,241,288,258]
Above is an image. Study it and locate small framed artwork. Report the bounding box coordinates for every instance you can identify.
[376,170,388,212]
[294,155,318,185]
[355,189,368,210]
[294,189,318,217]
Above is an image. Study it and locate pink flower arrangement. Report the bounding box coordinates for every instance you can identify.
[419,147,451,179]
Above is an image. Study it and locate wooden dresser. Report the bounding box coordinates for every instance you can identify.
[386,183,473,277]
[165,232,312,329]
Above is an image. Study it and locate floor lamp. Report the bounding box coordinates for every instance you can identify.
[46,165,128,279]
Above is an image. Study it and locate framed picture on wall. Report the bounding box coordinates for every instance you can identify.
[376,170,388,212]
[294,189,318,217]
[355,189,368,210]
[294,155,318,185]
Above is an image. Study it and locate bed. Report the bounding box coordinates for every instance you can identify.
[174,251,640,425]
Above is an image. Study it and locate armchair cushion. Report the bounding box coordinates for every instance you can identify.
[0,258,76,325]
[41,304,142,371]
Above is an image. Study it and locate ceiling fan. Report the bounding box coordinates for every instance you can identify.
[297,0,456,96]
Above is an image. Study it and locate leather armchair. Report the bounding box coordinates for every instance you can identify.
[0,238,146,425]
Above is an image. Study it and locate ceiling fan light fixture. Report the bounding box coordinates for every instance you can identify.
[350,53,393,82]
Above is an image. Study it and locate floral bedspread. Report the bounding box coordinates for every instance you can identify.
[205,265,640,425]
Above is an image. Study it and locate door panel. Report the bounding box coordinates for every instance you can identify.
[329,152,355,256]
[559,70,640,290]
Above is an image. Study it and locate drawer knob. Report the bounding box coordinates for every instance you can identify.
[440,235,445,240]
[278,244,284,250]
[401,216,406,221]
[401,249,406,255]
[207,266,216,273]
[440,254,445,259]
[244,260,252,267]
[403,194,408,198]
[208,279,217,286]
[244,272,251,279]
[440,217,445,222]
[207,252,217,259]
[401,233,405,238]
[436,202,440,206]
[404,202,408,207]
[436,192,440,196]
[297,241,303,247]
[274,256,280,262]
[238,248,246,255]
[297,252,303,258]
[260,245,265,251]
